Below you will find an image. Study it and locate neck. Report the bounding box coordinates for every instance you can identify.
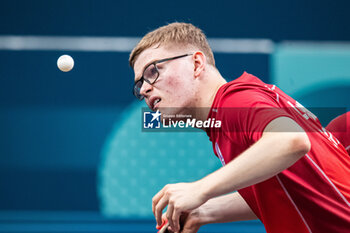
[194,69,227,124]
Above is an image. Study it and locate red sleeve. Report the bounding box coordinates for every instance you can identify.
[219,88,293,144]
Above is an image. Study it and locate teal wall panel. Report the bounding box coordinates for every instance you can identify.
[98,102,221,218]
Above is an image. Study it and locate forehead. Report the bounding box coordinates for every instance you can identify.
[133,44,187,81]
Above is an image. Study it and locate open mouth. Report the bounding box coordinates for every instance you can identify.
[151,98,162,110]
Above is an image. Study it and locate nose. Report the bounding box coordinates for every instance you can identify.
[139,81,153,98]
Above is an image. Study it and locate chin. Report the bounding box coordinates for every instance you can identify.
[158,100,192,115]
[158,107,174,116]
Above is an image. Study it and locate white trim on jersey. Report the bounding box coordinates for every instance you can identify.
[305,154,350,208]
[276,175,313,233]
[215,142,226,166]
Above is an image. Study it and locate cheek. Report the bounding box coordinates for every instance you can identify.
[164,76,196,105]
[163,63,193,89]
[166,75,191,94]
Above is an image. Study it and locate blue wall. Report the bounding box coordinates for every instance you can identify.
[1,0,350,40]
[0,49,269,210]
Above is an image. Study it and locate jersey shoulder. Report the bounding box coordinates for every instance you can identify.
[215,72,279,109]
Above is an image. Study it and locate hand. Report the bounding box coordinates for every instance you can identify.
[160,210,202,233]
[152,182,207,232]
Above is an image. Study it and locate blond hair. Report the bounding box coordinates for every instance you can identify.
[129,22,215,68]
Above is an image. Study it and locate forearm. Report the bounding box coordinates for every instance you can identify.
[198,126,310,201]
[196,192,257,225]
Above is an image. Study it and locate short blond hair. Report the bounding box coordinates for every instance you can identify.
[129,22,215,68]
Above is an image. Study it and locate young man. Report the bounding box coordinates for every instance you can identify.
[326,112,350,155]
[129,23,350,233]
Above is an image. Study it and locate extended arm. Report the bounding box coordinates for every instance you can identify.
[195,192,257,225]
[153,117,311,232]
[162,192,256,233]
[199,117,311,200]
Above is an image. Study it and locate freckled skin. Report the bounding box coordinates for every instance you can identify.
[133,43,226,123]
[134,45,199,116]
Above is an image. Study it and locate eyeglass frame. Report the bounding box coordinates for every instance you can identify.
[133,53,193,100]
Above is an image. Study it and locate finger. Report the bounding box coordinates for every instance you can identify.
[155,195,169,226]
[152,188,165,215]
[158,222,170,233]
[172,206,181,232]
[166,202,174,231]
[161,213,168,223]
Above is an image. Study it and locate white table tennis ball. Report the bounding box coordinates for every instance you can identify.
[57,55,74,72]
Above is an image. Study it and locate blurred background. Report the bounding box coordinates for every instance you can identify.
[0,0,349,232]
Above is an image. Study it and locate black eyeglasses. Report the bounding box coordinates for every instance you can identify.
[133,53,193,100]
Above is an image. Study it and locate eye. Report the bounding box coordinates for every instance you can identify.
[144,64,158,80]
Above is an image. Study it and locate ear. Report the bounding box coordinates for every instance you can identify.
[193,51,206,78]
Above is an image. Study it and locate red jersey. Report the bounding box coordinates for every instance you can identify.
[206,72,350,233]
[326,112,350,155]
